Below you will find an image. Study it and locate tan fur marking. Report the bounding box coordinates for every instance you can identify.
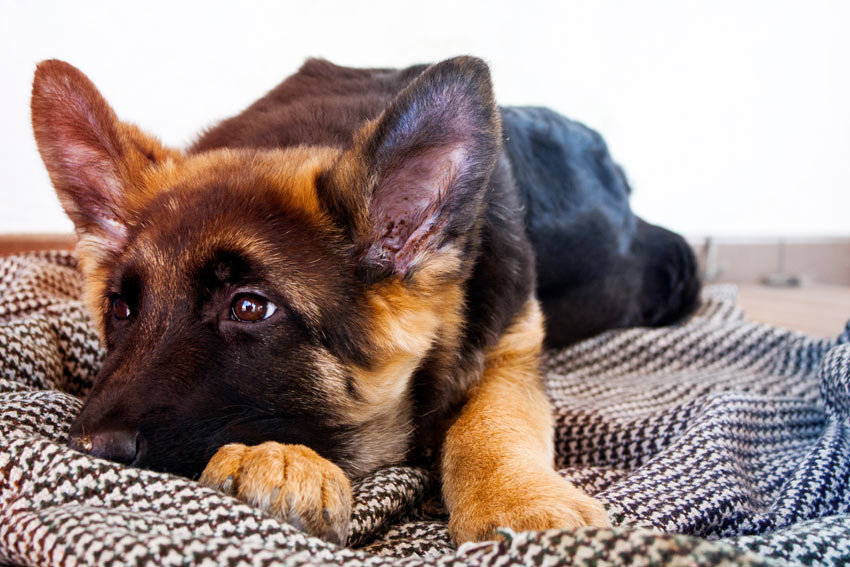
[349,251,464,421]
[75,237,114,341]
[320,249,467,475]
[441,298,611,543]
[137,146,334,221]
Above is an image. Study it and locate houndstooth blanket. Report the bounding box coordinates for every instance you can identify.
[1,251,849,567]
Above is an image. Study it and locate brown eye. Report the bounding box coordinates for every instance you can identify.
[112,297,131,320]
[231,293,277,322]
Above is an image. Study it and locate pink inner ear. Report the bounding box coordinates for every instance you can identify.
[55,136,127,249]
[58,139,121,195]
[36,72,128,249]
[368,143,468,263]
[53,78,122,190]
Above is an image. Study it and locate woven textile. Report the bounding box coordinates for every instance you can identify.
[1,251,848,567]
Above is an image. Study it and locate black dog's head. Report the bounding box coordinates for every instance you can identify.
[31,57,500,479]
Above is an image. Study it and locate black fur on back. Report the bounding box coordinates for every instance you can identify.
[501,107,700,346]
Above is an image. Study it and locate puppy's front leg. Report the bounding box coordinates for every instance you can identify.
[441,300,610,543]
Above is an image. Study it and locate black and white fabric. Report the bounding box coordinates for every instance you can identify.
[1,251,848,567]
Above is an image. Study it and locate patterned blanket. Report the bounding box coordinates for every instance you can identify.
[1,251,849,567]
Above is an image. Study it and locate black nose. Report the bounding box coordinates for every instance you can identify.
[69,429,141,465]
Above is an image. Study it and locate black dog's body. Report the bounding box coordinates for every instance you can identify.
[501,107,698,345]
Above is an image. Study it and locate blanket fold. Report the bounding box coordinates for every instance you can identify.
[1,251,848,567]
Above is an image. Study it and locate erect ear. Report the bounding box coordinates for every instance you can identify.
[323,56,501,280]
[31,60,178,256]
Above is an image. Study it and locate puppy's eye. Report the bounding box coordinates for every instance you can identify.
[112,297,131,320]
[231,293,277,322]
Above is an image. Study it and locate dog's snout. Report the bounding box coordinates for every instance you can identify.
[69,429,141,465]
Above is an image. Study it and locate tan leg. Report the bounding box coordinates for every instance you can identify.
[441,299,610,543]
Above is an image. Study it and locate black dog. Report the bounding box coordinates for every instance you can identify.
[501,105,698,345]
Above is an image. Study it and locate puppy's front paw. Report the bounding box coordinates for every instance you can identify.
[199,442,352,545]
[449,470,610,543]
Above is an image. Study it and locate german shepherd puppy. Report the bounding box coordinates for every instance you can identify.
[31,57,699,545]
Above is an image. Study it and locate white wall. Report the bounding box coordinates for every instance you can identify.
[1,0,848,237]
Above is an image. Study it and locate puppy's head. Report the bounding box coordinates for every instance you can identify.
[31,58,500,478]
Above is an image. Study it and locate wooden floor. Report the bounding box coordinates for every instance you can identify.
[735,283,850,338]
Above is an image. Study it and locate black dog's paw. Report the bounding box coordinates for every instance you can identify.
[199,442,352,545]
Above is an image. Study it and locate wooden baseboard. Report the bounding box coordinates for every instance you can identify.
[688,237,850,286]
[0,233,76,256]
